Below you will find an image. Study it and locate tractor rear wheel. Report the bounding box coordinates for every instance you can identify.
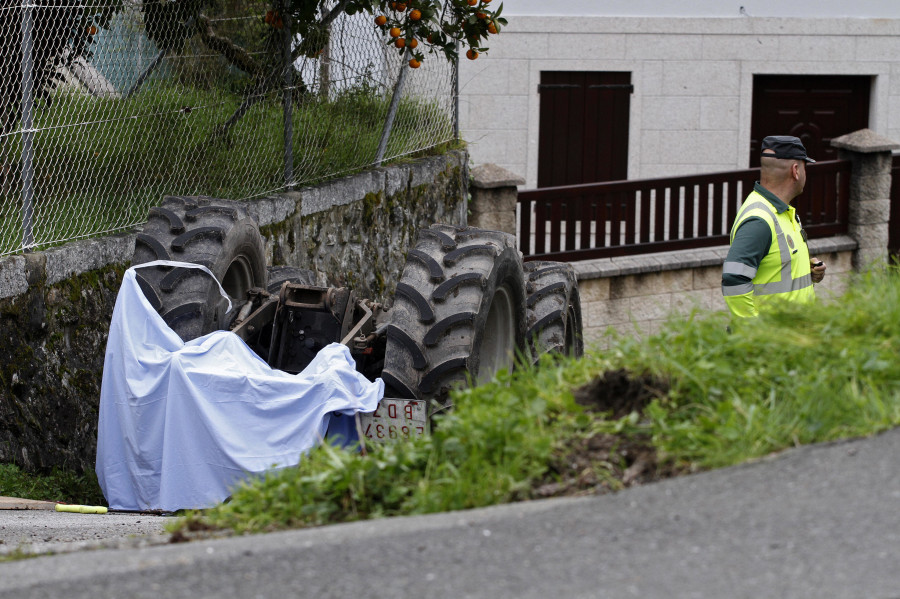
[132,196,267,342]
[381,225,527,408]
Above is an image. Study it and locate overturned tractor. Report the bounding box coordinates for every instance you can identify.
[131,196,583,440]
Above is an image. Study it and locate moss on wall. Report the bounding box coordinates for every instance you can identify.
[298,161,465,302]
[259,216,301,267]
[0,264,126,475]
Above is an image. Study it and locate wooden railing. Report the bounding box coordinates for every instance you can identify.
[517,160,851,261]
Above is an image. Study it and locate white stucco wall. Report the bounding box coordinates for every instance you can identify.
[458,15,900,188]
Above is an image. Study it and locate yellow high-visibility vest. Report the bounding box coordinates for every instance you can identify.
[723,190,815,317]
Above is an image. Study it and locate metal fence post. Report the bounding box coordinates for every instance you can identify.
[19,0,35,250]
[374,49,410,167]
[282,6,294,190]
[453,42,459,141]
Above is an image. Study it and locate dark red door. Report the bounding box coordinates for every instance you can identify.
[750,75,871,167]
[537,71,631,188]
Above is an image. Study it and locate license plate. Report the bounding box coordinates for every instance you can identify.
[357,398,428,441]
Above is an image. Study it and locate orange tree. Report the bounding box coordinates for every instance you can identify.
[3,0,505,116]
[132,0,506,133]
[138,0,506,133]
[1,1,504,136]
[139,0,505,79]
[344,0,506,67]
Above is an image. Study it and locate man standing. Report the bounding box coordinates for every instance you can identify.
[722,136,827,318]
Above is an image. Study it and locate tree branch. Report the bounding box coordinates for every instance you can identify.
[321,0,352,28]
[290,0,350,62]
[194,13,262,77]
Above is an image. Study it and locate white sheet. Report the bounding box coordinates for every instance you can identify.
[96,261,383,511]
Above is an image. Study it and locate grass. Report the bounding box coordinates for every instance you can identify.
[171,362,582,534]
[0,463,105,506]
[0,81,453,255]
[633,269,900,468]
[169,266,900,536]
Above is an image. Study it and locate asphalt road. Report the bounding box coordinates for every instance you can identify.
[0,508,169,557]
[1,428,899,598]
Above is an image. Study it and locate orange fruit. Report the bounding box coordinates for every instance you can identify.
[87,25,97,36]
[409,58,421,68]
[409,8,421,20]
[467,0,477,5]
[389,26,402,38]
[466,48,478,60]
[487,21,497,34]
[409,38,418,48]
[395,2,407,10]
[375,15,387,26]
[395,38,406,48]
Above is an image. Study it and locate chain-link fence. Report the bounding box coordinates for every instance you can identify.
[0,0,457,257]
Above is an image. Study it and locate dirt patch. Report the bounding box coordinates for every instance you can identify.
[168,516,232,544]
[573,368,668,419]
[535,369,686,499]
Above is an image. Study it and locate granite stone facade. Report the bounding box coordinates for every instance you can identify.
[458,16,900,187]
[575,239,857,348]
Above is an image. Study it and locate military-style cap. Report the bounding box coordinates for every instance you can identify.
[761,135,815,163]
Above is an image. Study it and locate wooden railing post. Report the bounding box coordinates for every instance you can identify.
[831,129,900,271]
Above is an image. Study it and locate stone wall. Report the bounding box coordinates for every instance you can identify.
[0,240,133,474]
[0,150,468,474]
[575,237,858,348]
[291,152,466,301]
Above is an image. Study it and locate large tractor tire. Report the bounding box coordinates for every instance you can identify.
[523,261,584,361]
[132,196,267,342]
[381,225,527,408]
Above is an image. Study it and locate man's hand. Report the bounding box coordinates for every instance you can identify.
[810,257,826,284]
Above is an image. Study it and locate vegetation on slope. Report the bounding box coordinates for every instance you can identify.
[170,266,900,536]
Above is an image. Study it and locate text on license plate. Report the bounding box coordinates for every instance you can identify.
[358,398,428,440]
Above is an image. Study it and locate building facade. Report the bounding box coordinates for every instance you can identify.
[458,1,900,188]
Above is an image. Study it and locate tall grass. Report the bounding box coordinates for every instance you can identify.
[625,267,900,468]
[172,266,900,535]
[0,82,452,254]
